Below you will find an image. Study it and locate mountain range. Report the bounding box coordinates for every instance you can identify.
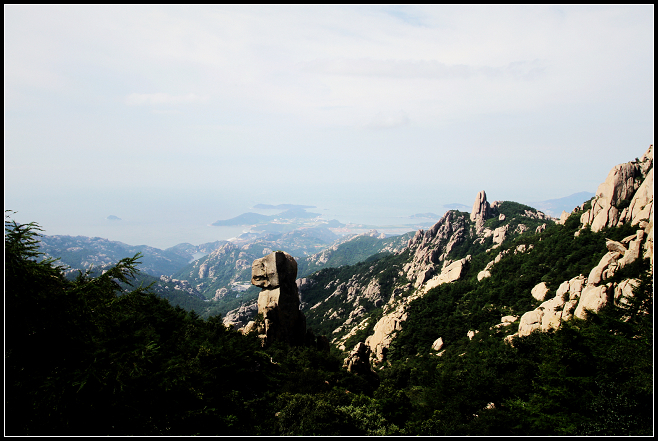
[35,182,641,324]
[21,144,653,435]
[35,143,654,363]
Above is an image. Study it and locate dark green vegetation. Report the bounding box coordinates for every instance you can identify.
[5,215,375,435]
[382,212,652,435]
[302,209,653,435]
[396,209,641,358]
[5,210,653,435]
[484,201,548,233]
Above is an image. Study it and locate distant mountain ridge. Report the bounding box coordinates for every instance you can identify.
[529,191,595,217]
[37,235,195,278]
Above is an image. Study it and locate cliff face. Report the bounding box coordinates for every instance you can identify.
[580,145,653,239]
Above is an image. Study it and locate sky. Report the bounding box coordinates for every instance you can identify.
[4,5,654,249]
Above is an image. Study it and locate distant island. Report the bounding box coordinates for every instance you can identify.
[529,191,595,217]
[212,208,325,227]
[106,215,122,221]
[212,212,271,226]
[252,204,316,210]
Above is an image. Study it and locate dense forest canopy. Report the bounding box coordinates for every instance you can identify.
[4,211,653,435]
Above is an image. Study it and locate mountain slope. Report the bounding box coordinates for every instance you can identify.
[294,145,653,369]
[37,235,194,277]
[298,200,556,355]
[221,230,413,328]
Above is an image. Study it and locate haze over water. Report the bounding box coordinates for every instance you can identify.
[8,183,454,250]
[6,6,652,252]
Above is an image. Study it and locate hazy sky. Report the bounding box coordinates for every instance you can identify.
[4,5,654,246]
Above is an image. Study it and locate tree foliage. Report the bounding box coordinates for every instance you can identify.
[4,212,653,435]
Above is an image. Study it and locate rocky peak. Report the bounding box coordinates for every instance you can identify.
[471,190,492,233]
[404,210,469,287]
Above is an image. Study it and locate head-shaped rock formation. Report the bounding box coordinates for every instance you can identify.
[251,250,298,291]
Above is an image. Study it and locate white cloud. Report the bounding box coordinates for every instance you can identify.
[125,93,209,106]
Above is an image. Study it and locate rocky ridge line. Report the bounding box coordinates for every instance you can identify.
[342,193,552,366]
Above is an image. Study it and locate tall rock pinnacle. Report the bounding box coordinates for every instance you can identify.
[251,251,307,346]
[470,190,491,233]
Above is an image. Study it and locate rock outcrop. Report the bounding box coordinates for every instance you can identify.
[503,145,654,344]
[404,210,469,287]
[223,300,258,329]
[531,282,549,301]
[493,315,519,330]
[506,275,584,341]
[248,251,307,346]
[507,224,650,342]
[580,145,653,236]
[471,190,492,233]
[431,337,444,351]
[365,255,470,364]
[343,342,375,376]
[423,256,471,293]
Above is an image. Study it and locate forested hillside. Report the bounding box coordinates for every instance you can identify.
[5,209,651,435]
[5,215,378,435]
[5,146,653,435]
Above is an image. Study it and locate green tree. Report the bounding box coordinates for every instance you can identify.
[5,214,273,435]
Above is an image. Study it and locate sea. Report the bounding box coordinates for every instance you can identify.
[7,185,456,251]
[8,180,585,252]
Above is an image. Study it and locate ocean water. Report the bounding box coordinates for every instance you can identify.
[58,203,442,250]
[7,184,453,250]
